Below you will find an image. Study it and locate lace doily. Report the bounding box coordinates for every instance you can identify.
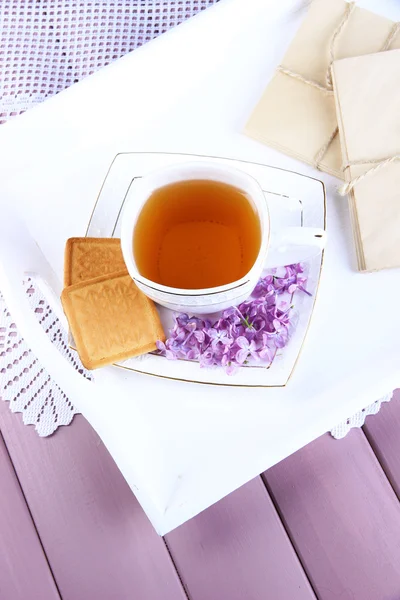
[330,392,394,439]
[0,280,91,436]
[0,0,394,437]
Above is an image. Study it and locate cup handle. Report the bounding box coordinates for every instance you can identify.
[265,227,326,268]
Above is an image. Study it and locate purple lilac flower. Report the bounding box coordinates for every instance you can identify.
[156,263,310,375]
[207,328,233,349]
[235,337,259,364]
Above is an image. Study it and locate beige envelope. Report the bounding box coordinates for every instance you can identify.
[245,0,400,179]
[332,49,400,272]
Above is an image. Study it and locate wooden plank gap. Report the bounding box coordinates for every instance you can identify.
[0,407,189,600]
[363,390,400,500]
[263,430,400,600]
[260,472,319,599]
[163,537,192,600]
[0,430,63,599]
[165,476,317,600]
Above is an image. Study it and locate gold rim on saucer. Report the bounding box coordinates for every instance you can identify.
[78,151,326,388]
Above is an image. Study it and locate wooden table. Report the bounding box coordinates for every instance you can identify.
[2,390,400,599]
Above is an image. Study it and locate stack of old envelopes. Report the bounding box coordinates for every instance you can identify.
[245,0,400,271]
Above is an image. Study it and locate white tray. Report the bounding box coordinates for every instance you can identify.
[83,152,325,387]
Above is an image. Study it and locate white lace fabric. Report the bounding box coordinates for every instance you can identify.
[0,0,394,437]
[0,280,91,436]
[0,0,216,122]
[330,393,393,439]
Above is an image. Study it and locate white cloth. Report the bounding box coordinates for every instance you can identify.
[0,0,217,435]
[0,0,396,439]
[1,0,400,532]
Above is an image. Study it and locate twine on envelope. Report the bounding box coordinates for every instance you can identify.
[275,66,333,93]
[313,126,338,166]
[277,2,355,168]
[381,22,400,51]
[276,2,399,170]
[325,1,356,89]
[276,2,355,95]
[339,156,400,195]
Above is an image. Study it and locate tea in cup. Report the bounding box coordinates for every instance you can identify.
[121,162,325,314]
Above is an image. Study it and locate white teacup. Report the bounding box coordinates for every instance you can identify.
[120,162,326,314]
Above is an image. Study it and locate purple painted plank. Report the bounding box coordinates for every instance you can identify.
[166,477,316,600]
[0,432,60,600]
[363,389,400,498]
[263,430,400,600]
[0,405,187,600]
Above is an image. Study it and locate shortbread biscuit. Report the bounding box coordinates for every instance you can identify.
[64,237,127,286]
[61,270,165,369]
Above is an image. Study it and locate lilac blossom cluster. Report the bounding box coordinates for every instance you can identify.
[156,264,310,375]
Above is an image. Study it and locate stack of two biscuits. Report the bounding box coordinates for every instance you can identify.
[61,238,165,370]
